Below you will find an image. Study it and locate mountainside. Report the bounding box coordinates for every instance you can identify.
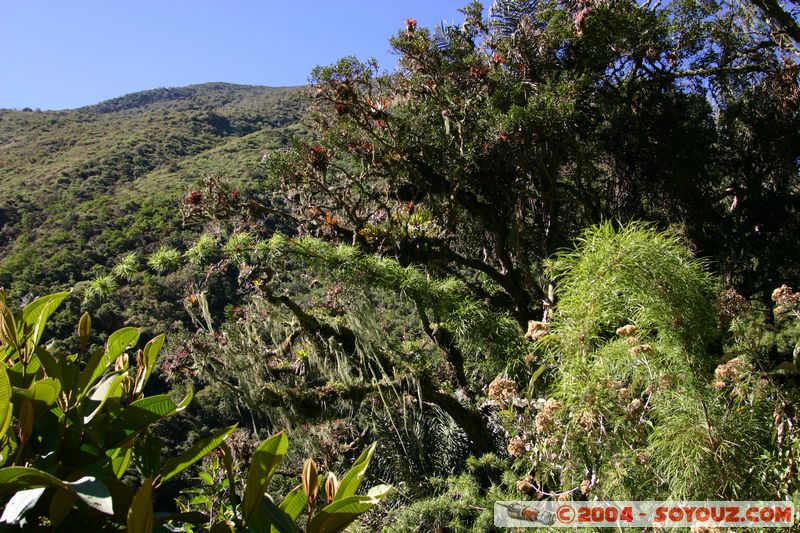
[0,82,306,332]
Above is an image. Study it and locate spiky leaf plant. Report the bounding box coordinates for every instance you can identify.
[531,223,775,500]
[148,245,182,274]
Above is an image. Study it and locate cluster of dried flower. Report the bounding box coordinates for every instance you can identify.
[713,357,750,390]
[507,437,528,458]
[716,288,751,320]
[625,398,643,416]
[487,375,518,404]
[525,320,550,341]
[535,399,561,434]
[630,344,653,356]
[772,284,799,316]
[516,476,535,494]
[578,410,595,431]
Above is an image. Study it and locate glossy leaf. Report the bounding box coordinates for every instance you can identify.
[12,377,60,413]
[18,398,33,446]
[278,484,308,521]
[83,373,125,423]
[33,346,61,383]
[48,488,78,528]
[106,389,193,448]
[66,476,114,515]
[306,491,390,533]
[0,364,12,440]
[77,327,138,399]
[75,348,107,399]
[109,447,133,478]
[243,431,288,522]
[159,424,236,484]
[127,477,154,533]
[248,495,301,533]
[21,291,70,349]
[134,334,164,396]
[0,487,46,525]
[366,484,392,498]
[0,467,66,498]
[333,442,376,501]
[106,327,140,362]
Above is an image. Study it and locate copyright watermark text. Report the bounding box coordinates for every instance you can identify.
[494,501,796,528]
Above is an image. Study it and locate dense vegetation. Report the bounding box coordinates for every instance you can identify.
[0,83,305,340]
[1,0,799,530]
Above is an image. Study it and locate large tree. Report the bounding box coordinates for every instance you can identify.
[264,0,798,324]
[178,0,799,479]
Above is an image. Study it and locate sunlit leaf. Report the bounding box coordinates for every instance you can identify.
[21,291,70,349]
[159,424,236,484]
[334,442,376,501]
[243,431,288,523]
[127,477,154,533]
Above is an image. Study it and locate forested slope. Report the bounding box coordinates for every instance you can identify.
[0,83,305,335]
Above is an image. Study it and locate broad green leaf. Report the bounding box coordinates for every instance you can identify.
[0,467,66,498]
[306,493,389,533]
[334,442,376,501]
[33,346,61,382]
[106,327,140,362]
[136,430,163,477]
[278,484,307,521]
[66,476,114,515]
[106,389,193,448]
[0,301,20,353]
[18,399,33,446]
[0,364,12,440]
[12,377,60,413]
[21,291,70,349]
[189,495,211,505]
[127,477,154,533]
[243,431,288,522]
[0,487,46,525]
[109,446,133,478]
[135,334,165,395]
[77,327,138,399]
[83,373,125,423]
[76,348,107,399]
[248,495,301,533]
[159,424,236,484]
[365,484,392,499]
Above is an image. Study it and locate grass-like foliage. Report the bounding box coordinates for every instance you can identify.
[532,223,777,500]
[548,221,719,359]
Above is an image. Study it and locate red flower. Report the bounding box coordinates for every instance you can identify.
[308,144,329,171]
[183,190,203,205]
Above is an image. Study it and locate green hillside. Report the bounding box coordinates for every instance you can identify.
[0,83,305,331]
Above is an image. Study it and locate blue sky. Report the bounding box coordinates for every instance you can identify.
[1,1,472,110]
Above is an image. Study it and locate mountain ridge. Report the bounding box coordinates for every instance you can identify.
[1,82,306,113]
